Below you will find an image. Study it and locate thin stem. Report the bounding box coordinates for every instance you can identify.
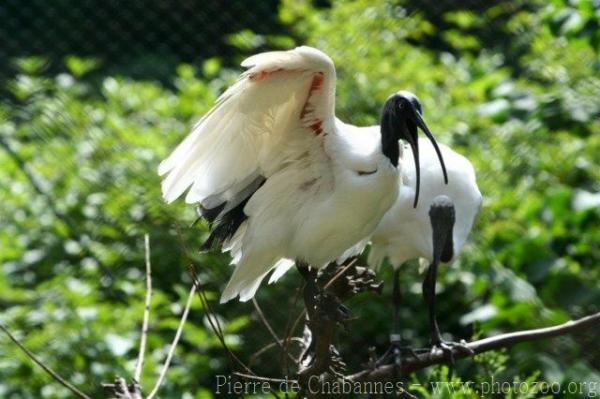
[250,338,303,366]
[0,137,66,226]
[233,371,294,385]
[252,298,282,346]
[186,266,281,399]
[282,283,304,376]
[146,282,197,399]
[187,265,250,372]
[134,233,153,384]
[323,258,357,291]
[289,310,307,345]
[252,298,298,365]
[0,324,93,399]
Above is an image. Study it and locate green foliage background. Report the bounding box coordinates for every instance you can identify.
[0,0,599,397]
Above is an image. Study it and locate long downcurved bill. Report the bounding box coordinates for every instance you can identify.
[409,110,449,208]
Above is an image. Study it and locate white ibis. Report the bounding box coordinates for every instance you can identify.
[158,46,447,303]
[368,139,482,363]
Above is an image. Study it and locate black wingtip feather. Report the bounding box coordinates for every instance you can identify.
[198,202,227,224]
[201,197,250,251]
[197,177,265,252]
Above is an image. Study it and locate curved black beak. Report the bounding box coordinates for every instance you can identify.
[408,107,449,207]
[380,92,449,208]
[402,118,421,208]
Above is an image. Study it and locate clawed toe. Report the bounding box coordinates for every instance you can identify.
[430,339,473,366]
[314,291,352,325]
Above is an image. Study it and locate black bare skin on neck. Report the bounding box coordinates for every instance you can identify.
[380,106,400,167]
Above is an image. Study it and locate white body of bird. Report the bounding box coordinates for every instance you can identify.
[368,139,482,269]
[159,46,402,303]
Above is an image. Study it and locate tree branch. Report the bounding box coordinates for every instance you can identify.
[252,298,298,365]
[0,136,79,237]
[0,324,93,399]
[347,311,600,381]
[252,298,282,347]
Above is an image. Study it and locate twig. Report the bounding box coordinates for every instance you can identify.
[173,226,245,371]
[253,298,282,346]
[282,282,304,378]
[323,258,357,291]
[0,136,112,276]
[146,282,197,399]
[134,234,153,384]
[101,377,142,399]
[233,372,294,385]
[0,324,93,399]
[186,266,281,399]
[252,298,298,365]
[250,338,304,366]
[0,137,67,227]
[289,310,307,343]
[187,265,253,374]
[347,311,600,381]
[172,225,228,342]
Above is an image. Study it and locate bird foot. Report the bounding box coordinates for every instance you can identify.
[328,345,347,377]
[318,262,383,298]
[312,290,353,325]
[430,339,473,365]
[299,344,347,383]
[343,266,384,296]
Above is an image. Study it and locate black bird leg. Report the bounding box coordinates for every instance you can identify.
[424,196,473,366]
[297,263,350,325]
[392,268,402,344]
[296,262,349,380]
[423,258,446,348]
[376,269,419,369]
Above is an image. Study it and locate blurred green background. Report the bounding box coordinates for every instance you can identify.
[1,0,599,398]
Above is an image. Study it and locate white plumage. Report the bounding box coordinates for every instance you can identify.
[159,46,443,303]
[368,138,482,270]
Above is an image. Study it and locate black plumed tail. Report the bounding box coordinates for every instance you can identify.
[198,202,226,224]
[199,178,265,251]
[201,196,250,251]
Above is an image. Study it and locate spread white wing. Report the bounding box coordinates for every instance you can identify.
[158,46,337,213]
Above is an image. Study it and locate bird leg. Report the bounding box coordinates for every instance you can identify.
[296,263,349,382]
[298,263,350,325]
[376,269,419,369]
[422,260,472,369]
[424,196,473,366]
[296,260,385,384]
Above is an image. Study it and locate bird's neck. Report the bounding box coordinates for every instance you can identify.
[381,131,399,167]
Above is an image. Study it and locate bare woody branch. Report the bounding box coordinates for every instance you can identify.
[0,324,93,399]
[232,311,600,388]
[347,311,600,382]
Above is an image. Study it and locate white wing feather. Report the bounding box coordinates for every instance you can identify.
[158,46,336,207]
